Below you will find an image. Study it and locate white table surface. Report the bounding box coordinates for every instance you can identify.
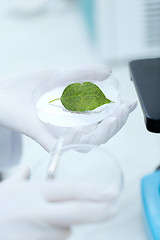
[0,2,159,239]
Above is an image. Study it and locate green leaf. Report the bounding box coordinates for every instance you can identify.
[49,82,112,112]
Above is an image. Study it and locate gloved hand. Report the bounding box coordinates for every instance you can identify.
[69,99,137,145]
[0,65,137,152]
[0,165,117,240]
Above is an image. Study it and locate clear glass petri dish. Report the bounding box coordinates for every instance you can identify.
[32,144,123,204]
[31,72,123,207]
[32,73,121,128]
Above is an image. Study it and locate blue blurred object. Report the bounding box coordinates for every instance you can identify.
[77,0,95,40]
[141,170,160,240]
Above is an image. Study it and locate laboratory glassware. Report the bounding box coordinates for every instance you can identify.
[32,72,121,180]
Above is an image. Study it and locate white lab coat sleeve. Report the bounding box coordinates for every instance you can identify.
[0,127,22,170]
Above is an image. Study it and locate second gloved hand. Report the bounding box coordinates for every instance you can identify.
[0,165,117,240]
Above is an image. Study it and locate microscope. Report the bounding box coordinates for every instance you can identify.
[129,58,160,240]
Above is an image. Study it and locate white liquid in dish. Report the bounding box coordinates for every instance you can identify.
[36,82,119,127]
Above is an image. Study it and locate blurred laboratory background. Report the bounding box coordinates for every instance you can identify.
[1,0,160,75]
[0,0,160,239]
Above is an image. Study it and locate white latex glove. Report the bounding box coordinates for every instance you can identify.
[73,99,137,145]
[0,165,117,240]
[0,65,137,152]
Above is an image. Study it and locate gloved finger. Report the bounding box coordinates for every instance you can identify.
[34,131,57,153]
[108,99,137,134]
[34,227,70,240]
[46,227,70,240]
[79,116,117,145]
[2,67,61,86]
[39,181,119,202]
[30,122,57,152]
[121,99,137,113]
[43,202,117,227]
[4,165,31,182]
[4,224,70,240]
[79,99,137,145]
[53,64,112,84]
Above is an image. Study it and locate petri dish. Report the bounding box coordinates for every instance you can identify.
[31,144,123,204]
[55,144,123,200]
[32,73,121,128]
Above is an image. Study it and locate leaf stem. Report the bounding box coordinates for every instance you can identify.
[49,98,61,103]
